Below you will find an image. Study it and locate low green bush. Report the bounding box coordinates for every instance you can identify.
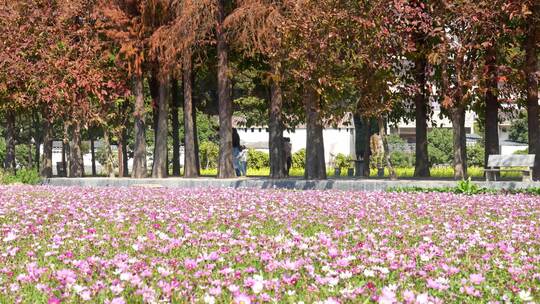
[291,149,305,169]
[334,153,352,169]
[1,168,41,185]
[247,149,270,170]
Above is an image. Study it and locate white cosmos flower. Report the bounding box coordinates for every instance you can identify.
[518,290,533,302]
[363,269,375,277]
[203,293,215,304]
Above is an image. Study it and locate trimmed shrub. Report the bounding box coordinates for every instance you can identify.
[247,149,270,170]
[292,148,305,169]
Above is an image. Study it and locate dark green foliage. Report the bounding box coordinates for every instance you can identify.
[466,144,485,167]
[247,149,270,170]
[292,148,306,169]
[333,153,352,169]
[508,112,528,144]
[390,151,414,167]
[428,128,453,165]
[199,141,219,169]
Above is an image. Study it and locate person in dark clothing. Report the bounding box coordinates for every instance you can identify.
[232,128,241,176]
[283,137,292,176]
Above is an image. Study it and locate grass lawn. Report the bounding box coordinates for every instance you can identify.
[200,166,524,179]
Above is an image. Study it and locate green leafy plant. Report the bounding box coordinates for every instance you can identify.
[291,148,306,169]
[247,149,270,170]
[455,177,480,195]
[1,168,41,185]
[334,153,352,169]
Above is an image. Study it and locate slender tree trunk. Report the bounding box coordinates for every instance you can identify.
[304,86,326,179]
[152,76,169,178]
[216,0,234,178]
[360,117,372,177]
[183,54,199,177]
[117,132,125,177]
[33,112,41,170]
[525,6,539,179]
[171,77,181,176]
[68,121,83,177]
[484,46,500,178]
[450,106,467,179]
[269,67,285,179]
[27,134,33,169]
[413,54,430,177]
[132,75,148,178]
[192,82,201,175]
[40,119,53,178]
[62,129,68,177]
[3,112,16,172]
[121,129,128,177]
[103,129,115,178]
[90,133,96,176]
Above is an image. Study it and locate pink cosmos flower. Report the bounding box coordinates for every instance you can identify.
[48,297,61,304]
[233,294,251,304]
[378,287,397,304]
[469,273,485,285]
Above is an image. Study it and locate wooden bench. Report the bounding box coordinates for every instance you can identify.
[485,154,535,182]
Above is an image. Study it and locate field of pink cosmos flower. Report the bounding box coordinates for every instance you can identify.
[0,185,539,303]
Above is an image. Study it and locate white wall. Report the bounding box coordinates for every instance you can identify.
[501,145,527,155]
[237,128,355,165]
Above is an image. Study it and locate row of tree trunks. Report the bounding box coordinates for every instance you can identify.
[183,54,200,177]
[304,85,326,180]
[484,46,500,179]
[216,0,234,178]
[171,77,181,176]
[413,54,430,177]
[525,4,539,180]
[269,72,285,179]
[152,75,170,178]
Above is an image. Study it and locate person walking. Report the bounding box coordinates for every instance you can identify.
[238,145,248,176]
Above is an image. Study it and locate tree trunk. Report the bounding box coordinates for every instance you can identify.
[152,76,170,178]
[171,77,181,176]
[40,119,53,178]
[122,129,128,177]
[269,68,285,179]
[193,96,201,175]
[3,112,16,172]
[103,129,115,178]
[378,116,397,180]
[90,133,96,176]
[132,75,148,178]
[33,112,41,170]
[525,6,539,180]
[117,133,125,177]
[184,54,199,177]
[62,132,68,177]
[450,107,467,179]
[68,121,83,177]
[216,0,234,178]
[304,86,326,180]
[413,54,430,177]
[484,46,500,178]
